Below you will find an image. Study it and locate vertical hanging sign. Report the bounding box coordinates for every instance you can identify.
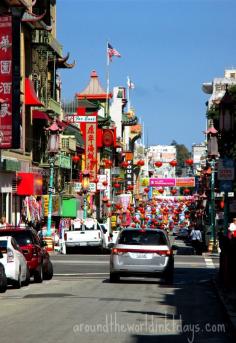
[0,15,12,148]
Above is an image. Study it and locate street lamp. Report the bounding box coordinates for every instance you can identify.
[81,170,90,220]
[206,119,219,253]
[45,119,62,237]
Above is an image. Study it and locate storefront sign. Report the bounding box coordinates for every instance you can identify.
[175,177,195,187]
[73,182,96,193]
[0,15,12,148]
[150,178,175,187]
[218,158,235,181]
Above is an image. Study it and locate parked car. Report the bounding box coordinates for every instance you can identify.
[0,228,53,283]
[0,257,7,293]
[0,236,30,288]
[109,227,175,284]
[98,223,112,252]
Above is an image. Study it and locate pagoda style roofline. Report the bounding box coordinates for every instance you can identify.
[22,10,52,31]
[76,70,112,100]
[48,52,76,69]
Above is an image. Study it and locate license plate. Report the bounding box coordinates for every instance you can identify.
[132,253,152,259]
[79,242,87,246]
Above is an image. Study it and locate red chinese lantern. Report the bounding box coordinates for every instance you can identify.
[92,178,99,183]
[113,183,120,189]
[106,202,112,208]
[144,187,149,193]
[102,180,108,186]
[155,161,162,168]
[158,189,164,194]
[185,159,193,166]
[127,185,134,191]
[171,189,177,195]
[169,160,177,167]
[137,160,145,166]
[220,200,224,209]
[121,161,129,168]
[104,160,112,168]
[183,188,190,194]
[131,223,136,228]
[72,155,80,163]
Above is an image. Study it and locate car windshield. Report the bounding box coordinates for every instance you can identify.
[0,231,33,246]
[118,230,167,246]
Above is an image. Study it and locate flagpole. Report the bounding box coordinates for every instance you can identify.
[127,76,130,111]
[105,42,110,118]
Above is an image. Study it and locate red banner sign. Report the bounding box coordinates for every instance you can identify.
[85,122,97,180]
[0,15,12,148]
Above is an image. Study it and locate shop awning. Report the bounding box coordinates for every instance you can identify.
[25,78,43,106]
[32,110,50,120]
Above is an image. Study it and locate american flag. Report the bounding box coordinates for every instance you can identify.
[127,76,135,89]
[107,43,121,62]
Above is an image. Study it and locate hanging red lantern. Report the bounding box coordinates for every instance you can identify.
[72,155,80,163]
[158,189,164,194]
[104,159,112,168]
[220,200,224,209]
[106,202,112,208]
[127,185,134,191]
[136,159,144,167]
[144,187,149,193]
[185,159,193,166]
[114,183,120,189]
[155,161,162,168]
[102,180,108,186]
[169,160,177,167]
[171,189,177,195]
[92,178,99,183]
[121,161,129,168]
[183,188,190,194]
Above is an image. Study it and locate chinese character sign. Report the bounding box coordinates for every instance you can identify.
[0,16,12,148]
[85,121,97,180]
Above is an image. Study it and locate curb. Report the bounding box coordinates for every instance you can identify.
[212,279,236,338]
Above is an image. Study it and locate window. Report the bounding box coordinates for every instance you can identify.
[118,230,167,246]
[0,231,33,246]
[0,240,7,253]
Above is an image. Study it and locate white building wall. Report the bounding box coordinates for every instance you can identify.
[109,87,123,139]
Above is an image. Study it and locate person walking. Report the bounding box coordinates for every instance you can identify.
[228,218,236,238]
[190,225,202,255]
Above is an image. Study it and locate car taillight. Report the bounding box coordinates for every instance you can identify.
[155,250,172,256]
[64,232,67,241]
[7,248,14,262]
[112,248,129,256]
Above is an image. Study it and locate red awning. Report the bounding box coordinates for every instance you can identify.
[25,78,43,106]
[32,110,50,120]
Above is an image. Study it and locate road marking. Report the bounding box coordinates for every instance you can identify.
[54,273,109,276]
[204,258,215,269]
[52,260,108,264]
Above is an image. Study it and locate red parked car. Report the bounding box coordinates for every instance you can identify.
[0,227,53,283]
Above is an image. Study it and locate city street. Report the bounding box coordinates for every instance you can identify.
[0,241,233,343]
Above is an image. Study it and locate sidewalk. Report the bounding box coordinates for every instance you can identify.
[213,278,236,338]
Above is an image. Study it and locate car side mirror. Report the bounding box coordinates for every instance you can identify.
[108,243,115,249]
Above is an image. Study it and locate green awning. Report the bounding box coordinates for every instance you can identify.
[63,125,84,148]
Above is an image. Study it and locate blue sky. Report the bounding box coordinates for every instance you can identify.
[57,0,236,150]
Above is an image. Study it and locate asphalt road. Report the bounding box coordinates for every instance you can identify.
[0,239,234,343]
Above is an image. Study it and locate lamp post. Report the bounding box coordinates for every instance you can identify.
[81,170,90,220]
[206,119,219,253]
[45,119,62,237]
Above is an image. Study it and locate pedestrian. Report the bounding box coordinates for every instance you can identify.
[0,216,8,229]
[228,218,236,239]
[190,225,202,255]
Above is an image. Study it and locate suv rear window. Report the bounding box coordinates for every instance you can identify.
[0,231,33,246]
[118,230,167,246]
[0,240,7,253]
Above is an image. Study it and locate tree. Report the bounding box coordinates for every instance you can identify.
[170,140,190,176]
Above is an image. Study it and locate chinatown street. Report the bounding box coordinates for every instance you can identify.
[0,240,234,343]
